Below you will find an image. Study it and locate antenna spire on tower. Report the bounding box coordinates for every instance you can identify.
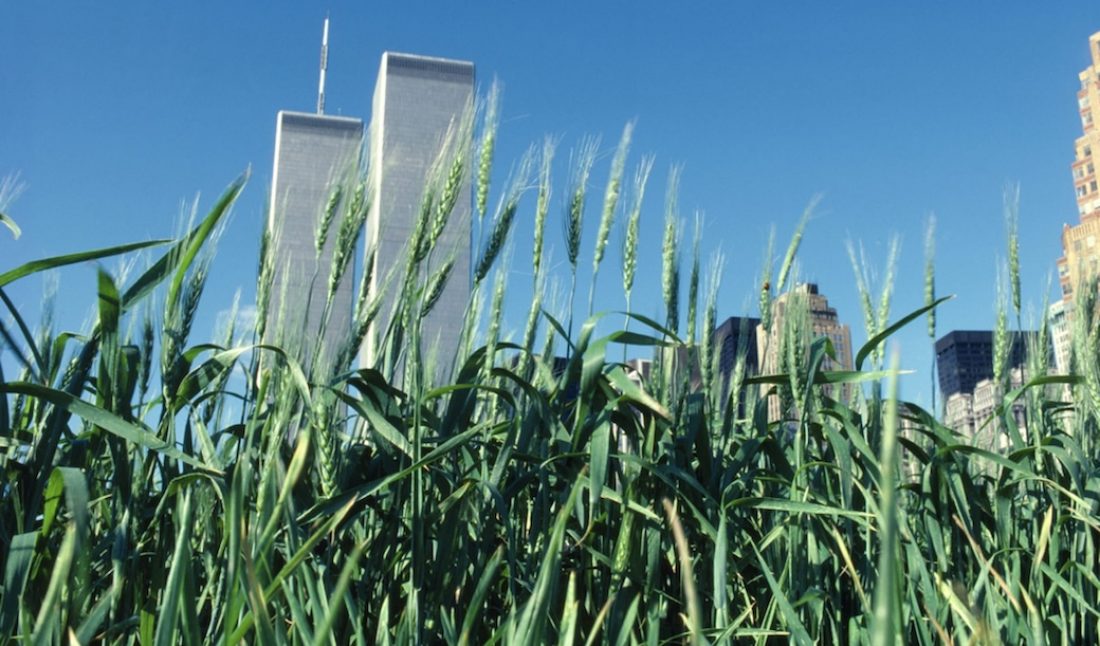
[317,15,329,114]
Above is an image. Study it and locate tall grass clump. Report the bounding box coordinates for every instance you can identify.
[2,100,1099,646]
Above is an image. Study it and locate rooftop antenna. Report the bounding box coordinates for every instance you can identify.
[317,15,329,114]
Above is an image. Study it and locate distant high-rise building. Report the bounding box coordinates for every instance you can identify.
[757,283,853,421]
[715,316,761,376]
[934,330,1029,399]
[944,366,1028,450]
[713,316,760,409]
[267,111,363,369]
[1049,299,1072,374]
[1058,31,1100,303]
[363,52,474,376]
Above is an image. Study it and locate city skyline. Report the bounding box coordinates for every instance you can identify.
[7,9,1100,639]
[5,5,1100,409]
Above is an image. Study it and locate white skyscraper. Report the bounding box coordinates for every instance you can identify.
[267,20,364,372]
[267,112,363,369]
[362,52,474,377]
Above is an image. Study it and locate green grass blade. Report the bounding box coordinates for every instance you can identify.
[0,287,47,381]
[588,410,611,521]
[164,174,247,312]
[514,481,582,642]
[854,295,953,370]
[119,173,245,311]
[870,351,901,646]
[154,489,196,646]
[606,366,671,420]
[172,346,252,412]
[556,573,578,646]
[612,593,641,646]
[0,532,37,638]
[225,499,357,643]
[752,544,812,645]
[73,594,115,645]
[0,211,20,239]
[30,526,76,645]
[310,541,367,646]
[0,239,169,289]
[1,381,218,472]
[663,499,706,646]
[458,546,504,646]
[728,498,874,522]
[1037,561,1100,620]
[713,512,729,633]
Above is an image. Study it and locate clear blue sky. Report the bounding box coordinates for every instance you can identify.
[3,2,1100,408]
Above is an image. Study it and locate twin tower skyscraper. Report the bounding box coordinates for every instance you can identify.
[266,43,474,376]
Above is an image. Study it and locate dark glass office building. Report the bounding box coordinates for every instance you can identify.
[714,316,761,383]
[935,330,1029,398]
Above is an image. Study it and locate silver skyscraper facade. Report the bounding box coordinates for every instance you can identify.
[363,52,474,374]
[267,111,363,369]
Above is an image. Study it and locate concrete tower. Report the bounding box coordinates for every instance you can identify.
[267,114,363,369]
[265,21,363,371]
[362,52,474,376]
[1057,31,1100,305]
[756,283,853,422]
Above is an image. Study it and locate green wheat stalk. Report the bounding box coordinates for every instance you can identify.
[475,149,532,285]
[924,213,937,414]
[563,136,599,347]
[758,226,776,333]
[431,155,465,249]
[776,194,819,296]
[314,185,343,258]
[877,235,900,340]
[701,251,723,424]
[327,181,369,305]
[662,165,682,335]
[993,265,1010,388]
[565,136,599,270]
[531,136,557,284]
[1004,183,1022,321]
[847,240,877,344]
[686,213,702,346]
[924,214,937,340]
[0,173,25,239]
[622,155,654,316]
[589,120,635,314]
[476,80,501,224]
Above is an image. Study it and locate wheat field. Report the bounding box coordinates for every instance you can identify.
[1,106,1098,644]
